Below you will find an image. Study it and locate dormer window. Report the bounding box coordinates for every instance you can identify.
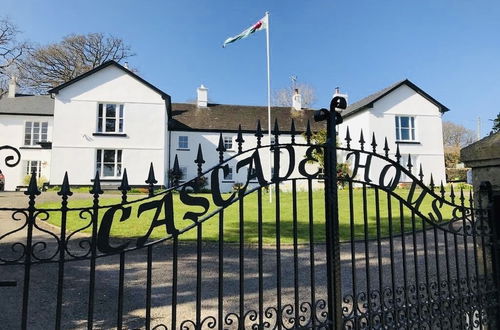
[97,103,124,133]
[223,136,233,151]
[395,116,416,141]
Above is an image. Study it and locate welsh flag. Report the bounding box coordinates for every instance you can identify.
[223,15,268,48]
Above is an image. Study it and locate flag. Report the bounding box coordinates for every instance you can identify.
[223,15,268,48]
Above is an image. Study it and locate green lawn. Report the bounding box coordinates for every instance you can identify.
[40,187,460,244]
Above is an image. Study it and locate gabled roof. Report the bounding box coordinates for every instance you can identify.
[48,60,170,100]
[0,95,54,116]
[343,79,449,118]
[169,103,325,133]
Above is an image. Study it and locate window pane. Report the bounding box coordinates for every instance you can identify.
[179,136,188,148]
[116,164,122,177]
[33,122,40,130]
[105,119,116,132]
[401,128,410,140]
[97,118,103,132]
[106,104,116,118]
[395,116,399,129]
[119,119,123,132]
[411,128,415,140]
[98,104,103,117]
[103,150,115,162]
[119,105,124,118]
[400,116,409,128]
[25,122,32,130]
[103,164,115,177]
[96,150,102,163]
[410,117,415,129]
[117,150,122,163]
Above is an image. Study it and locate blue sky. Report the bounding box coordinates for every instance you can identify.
[3,0,500,135]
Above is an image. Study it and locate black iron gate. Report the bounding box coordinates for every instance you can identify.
[0,97,499,329]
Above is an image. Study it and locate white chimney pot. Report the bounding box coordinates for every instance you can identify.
[197,84,208,108]
[8,76,16,98]
[292,88,302,110]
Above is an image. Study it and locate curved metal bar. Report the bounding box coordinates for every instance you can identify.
[0,145,21,167]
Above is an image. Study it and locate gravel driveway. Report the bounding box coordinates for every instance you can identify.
[0,192,490,329]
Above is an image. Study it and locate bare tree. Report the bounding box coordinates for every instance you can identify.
[18,33,135,93]
[272,82,316,108]
[442,121,475,148]
[491,112,500,134]
[0,18,29,94]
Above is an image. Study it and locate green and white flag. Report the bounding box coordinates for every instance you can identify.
[223,15,268,48]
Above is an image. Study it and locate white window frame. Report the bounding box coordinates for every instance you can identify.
[97,103,124,133]
[222,166,233,182]
[25,160,42,178]
[96,149,123,178]
[24,121,48,146]
[178,136,189,150]
[223,136,233,151]
[395,116,416,142]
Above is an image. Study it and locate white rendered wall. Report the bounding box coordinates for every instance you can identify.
[0,115,53,191]
[169,131,323,192]
[51,65,168,187]
[340,85,446,185]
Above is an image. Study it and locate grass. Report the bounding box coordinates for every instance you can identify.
[39,186,462,244]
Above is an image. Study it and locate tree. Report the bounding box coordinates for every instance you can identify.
[442,121,475,148]
[491,112,500,133]
[18,33,135,93]
[0,18,29,94]
[272,82,316,108]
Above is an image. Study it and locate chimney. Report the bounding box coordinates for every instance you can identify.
[197,84,208,107]
[333,86,348,106]
[292,88,302,110]
[8,76,16,98]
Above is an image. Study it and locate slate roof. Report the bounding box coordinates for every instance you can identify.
[343,79,449,118]
[0,95,54,116]
[169,103,325,133]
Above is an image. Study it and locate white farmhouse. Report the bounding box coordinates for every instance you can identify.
[0,61,449,191]
[337,80,448,185]
[47,61,171,188]
[0,78,54,191]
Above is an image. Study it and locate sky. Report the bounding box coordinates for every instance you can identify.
[3,0,500,135]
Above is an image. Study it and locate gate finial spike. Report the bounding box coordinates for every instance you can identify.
[255,120,263,147]
[429,174,435,192]
[273,118,280,147]
[146,162,158,185]
[58,172,73,197]
[305,120,312,145]
[371,132,377,153]
[440,180,446,199]
[118,169,131,202]
[195,143,206,168]
[459,187,465,204]
[235,124,245,154]
[383,137,390,157]
[418,164,424,181]
[145,162,157,197]
[407,154,413,173]
[468,190,473,204]
[25,171,41,196]
[290,119,296,144]
[216,133,226,163]
[171,155,182,187]
[395,144,401,163]
[345,126,351,149]
[359,129,365,151]
[90,171,103,196]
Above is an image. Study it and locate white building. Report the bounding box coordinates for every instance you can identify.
[0,78,54,191]
[337,80,448,185]
[0,62,449,191]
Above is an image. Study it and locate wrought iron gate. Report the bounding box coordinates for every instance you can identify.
[0,97,499,329]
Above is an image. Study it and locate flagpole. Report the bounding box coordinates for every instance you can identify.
[265,11,273,203]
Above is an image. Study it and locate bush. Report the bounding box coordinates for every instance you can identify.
[446,168,468,182]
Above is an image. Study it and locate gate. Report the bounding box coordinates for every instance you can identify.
[0,96,499,329]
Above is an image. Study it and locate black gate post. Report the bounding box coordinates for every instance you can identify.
[315,95,346,329]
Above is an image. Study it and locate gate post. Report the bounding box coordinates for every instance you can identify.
[315,96,346,329]
[482,181,500,327]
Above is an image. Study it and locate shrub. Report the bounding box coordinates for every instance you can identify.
[446,168,468,182]
[23,175,48,190]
